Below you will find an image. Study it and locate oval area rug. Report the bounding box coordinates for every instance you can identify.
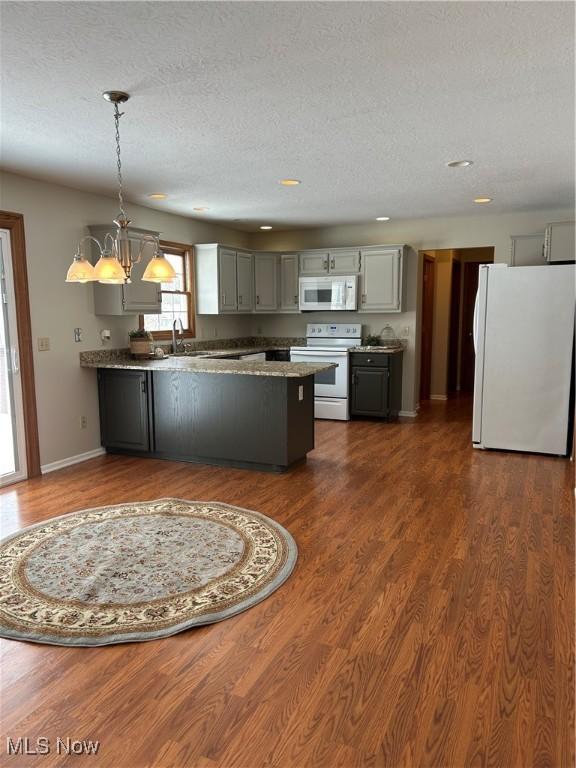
[0,498,297,646]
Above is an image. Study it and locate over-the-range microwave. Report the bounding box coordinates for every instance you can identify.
[298,275,358,311]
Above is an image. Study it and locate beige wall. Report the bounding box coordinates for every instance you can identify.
[0,171,251,468]
[248,208,572,263]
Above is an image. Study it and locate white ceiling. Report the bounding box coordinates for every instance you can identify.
[1,1,574,230]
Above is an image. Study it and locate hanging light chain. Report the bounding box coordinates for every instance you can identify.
[113,102,126,218]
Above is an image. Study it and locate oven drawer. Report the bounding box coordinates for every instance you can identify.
[350,353,389,368]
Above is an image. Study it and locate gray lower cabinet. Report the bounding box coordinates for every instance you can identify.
[98,369,151,451]
[350,352,403,420]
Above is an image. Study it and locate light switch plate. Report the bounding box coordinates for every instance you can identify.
[74,327,83,342]
[37,337,50,351]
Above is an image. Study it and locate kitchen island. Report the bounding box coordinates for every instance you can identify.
[81,354,336,472]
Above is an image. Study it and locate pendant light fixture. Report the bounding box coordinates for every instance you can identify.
[66,91,176,285]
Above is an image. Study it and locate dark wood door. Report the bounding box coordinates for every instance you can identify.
[420,256,435,400]
[98,370,150,451]
[447,258,461,393]
[351,367,389,417]
[460,262,481,391]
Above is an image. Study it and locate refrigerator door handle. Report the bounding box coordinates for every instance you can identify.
[473,291,479,354]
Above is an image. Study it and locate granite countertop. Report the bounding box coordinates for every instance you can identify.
[352,346,404,354]
[81,356,337,379]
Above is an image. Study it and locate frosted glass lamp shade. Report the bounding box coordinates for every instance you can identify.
[142,253,177,283]
[94,253,126,284]
[66,256,97,283]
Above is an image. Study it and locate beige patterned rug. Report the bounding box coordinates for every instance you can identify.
[0,498,297,646]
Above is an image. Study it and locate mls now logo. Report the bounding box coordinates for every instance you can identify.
[6,737,100,756]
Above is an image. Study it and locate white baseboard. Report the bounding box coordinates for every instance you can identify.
[399,409,418,418]
[41,447,106,475]
[430,394,448,401]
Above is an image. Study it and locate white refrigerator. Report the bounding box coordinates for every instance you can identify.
[472,263,575,456]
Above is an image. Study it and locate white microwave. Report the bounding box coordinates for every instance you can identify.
[298,275,358,311]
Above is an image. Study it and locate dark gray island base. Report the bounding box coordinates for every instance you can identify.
[94,361,329,472]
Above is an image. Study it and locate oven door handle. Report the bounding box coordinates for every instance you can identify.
[291,351,347,357]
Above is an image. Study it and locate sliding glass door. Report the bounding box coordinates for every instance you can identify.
[0,229,27,485]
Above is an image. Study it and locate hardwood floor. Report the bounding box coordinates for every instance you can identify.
[1,398,574,767]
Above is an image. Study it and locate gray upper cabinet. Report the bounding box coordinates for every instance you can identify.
[279,254,300,312]
[236,251,254,312]
[254,253,278,312]
[299,248,361,275]
[329,249,361,274]
[196,244,253,314]
[510,234,546,266]
[359,247,403,312]
[219,248,238,312]
[544,221,575,263]
[299,250,330,275]
[90,224,162,316]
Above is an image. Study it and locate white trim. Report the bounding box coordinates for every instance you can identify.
[430,394,448,401]
[399,409,418,417]
[41,447,106,475]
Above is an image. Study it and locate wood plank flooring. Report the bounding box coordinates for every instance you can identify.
[0,398,574,767]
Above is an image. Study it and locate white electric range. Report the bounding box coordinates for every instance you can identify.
[290,323,362,420]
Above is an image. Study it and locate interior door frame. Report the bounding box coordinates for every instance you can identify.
[419,254,435,401]
[0,211,40,478]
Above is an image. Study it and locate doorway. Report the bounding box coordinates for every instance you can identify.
[420,255,435,400]
[454,252,495,393]
[0,212,40,485]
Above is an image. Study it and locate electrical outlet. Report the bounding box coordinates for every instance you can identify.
[80,416,87,429]
[74,327,83,343]
[213,328,218,337]
[37,337,50,352]
[298,385,304,401]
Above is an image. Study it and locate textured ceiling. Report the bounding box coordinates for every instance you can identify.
[1,1,574,230]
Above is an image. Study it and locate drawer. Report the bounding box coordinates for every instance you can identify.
[350,353,389,368]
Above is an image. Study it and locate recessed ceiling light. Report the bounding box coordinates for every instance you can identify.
[447,160,474,168]
[474,197,492,204]
[260,225,273,230]
[279,179,301,186]
[193,207,209,212]
[376,216,390,221]
[148,193,167,200]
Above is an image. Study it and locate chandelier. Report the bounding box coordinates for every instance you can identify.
[66,91,176,285]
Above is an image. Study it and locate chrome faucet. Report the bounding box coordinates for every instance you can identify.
[172,318,185,354]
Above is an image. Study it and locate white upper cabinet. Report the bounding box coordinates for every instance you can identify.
[90,224,162,316]
[279,254,300,312]
[299,250,330,275]
[236,252,254,312]
[544,221,575,263]
[510,234,546,266]
[254,253,278,312]
[329,249,361,274]
[359,247,403,312]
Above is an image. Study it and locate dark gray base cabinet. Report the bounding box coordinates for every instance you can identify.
[97,368,314,472]
[350,352,403,420]
[98,370,151,452]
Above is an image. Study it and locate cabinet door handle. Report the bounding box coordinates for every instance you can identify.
[361,294,367,304]
[323,259,328,270]
[367,358,373,363]
[294,295,298,304]
[141,380,146,394]
[239,295,243,305]
[222,293,226,305]
[256,295,260,304]
[331,258,335,269]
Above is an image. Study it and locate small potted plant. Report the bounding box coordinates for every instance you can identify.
[128,329,154,359]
